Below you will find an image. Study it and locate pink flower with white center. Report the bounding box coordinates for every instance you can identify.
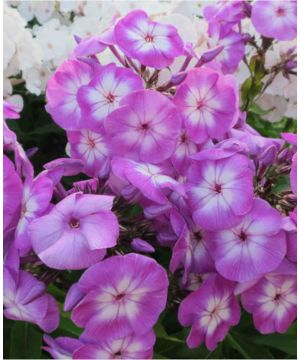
[208,24,245,74]
[170,211,214,283]
[178,274,240,350]
[71,254,168,338]
[15,173,53,253]
[105,90,182,164]
[74,330,156,359]
[28,193,119,270]
[187,151,254,231]
[171,129,199,174]
[174,67,239,143]
[251,1,296,41]
[4,155,23,233]
[241,274,296,334]
[114,10,184,69]
[111,157,185,205]
[78,63,143,129]
[67,129,110,178]
[206,199,287,283]
[46,59,92,130]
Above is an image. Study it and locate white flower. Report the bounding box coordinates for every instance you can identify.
[34,19,73,65]
[256,94,288,123]
[23,65,52,95]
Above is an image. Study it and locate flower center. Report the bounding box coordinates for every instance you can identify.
[197,99,205,110]
[106,93,115,103]
[145,34,154,42]
[274,293,281,301]
[194,231,202,241]
[69,218,80,229]
[181,132,188,143]
[115,293,125,301]
[114,351,122,358]
[141,123,150,131]
[239,231,247,242]
[214,184,222,193]
[276,7,285,16]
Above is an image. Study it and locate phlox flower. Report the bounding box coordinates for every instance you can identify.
[170,211,214,283]
[203,1,247,28]
[78,63,143,129]
[208,24,245,74]
[114,10,184,69]
[251,1,296,41]
[105,89,182,163]
[71,253,168,338]
[188,151,254,231]
[28,193,119,269]
[15,173,53,252]
[4,267,59,332]
[67,129,110,178]
[74,330,156,359]
[178,274,240,350]
[241,274,296,334]
[43,335,82,359]
[3,100,22,119]
[46,59,92,130]
[206,199,287,283]
[111,157,185,205]
[4,155,23,232]
[174,67,239,143]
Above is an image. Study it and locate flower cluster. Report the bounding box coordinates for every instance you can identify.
[3,1,297,359]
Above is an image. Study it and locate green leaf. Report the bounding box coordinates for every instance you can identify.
[228,332,274,359]
[9,321,43,359]
[252,333,297,356]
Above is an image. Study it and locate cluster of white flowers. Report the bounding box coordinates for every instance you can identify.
[4,0,206,97]
[3,0,297,122]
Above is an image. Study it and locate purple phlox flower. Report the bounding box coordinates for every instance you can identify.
[72,178,100,194]
[290,153,297,195]
[282,215,297,263]
[3,121,17,151]
[46,59,93,130]
[141,197,173,219]
[188,151,254,231]
[241,273,296,334]
[44,158,84,185]
[28,192,119,269]
[174,67,239,143]
[4,155,23,233]
[72,35,107,58]
[178,273,240,350]
[3,100,22,120]
[71,253,168,338]
[43,335,82,359]
[106,171,141,203]
[67,129,110,178]
[78,63,143,130]
[64,283,86,312]
[111,157,185,205]
[131,238,155,253]
[234,258,296,296]
[14,172,53,253]
[251,1,296,41]
[74,329,156,359]
[203,1,247,30]
[205,198,287,283]
[207,22,245,74]
[4,266,59,332]
[170,210,214,284]
[114,10,184,69]
[281,132,297,147]
[171,128,199,174]
[231,128,284,158]
[105,89,182,163]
